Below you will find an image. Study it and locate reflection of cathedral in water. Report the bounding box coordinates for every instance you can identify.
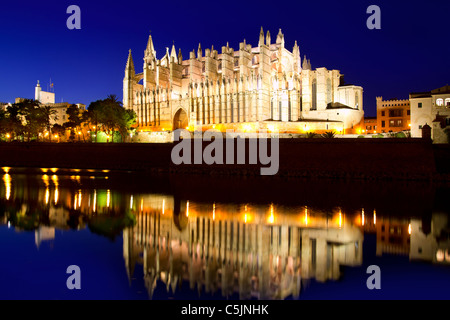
[123,196,363,299]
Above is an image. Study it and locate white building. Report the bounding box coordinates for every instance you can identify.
[410,85,450,142]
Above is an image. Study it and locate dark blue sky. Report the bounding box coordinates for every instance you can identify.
[1,0,449,117]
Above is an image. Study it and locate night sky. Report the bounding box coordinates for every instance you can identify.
[1,0,449,117]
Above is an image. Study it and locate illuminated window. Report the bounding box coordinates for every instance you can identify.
[436,98,443,106]
[445,98,450,106]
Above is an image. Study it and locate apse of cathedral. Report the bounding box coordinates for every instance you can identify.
[123,28,364,134]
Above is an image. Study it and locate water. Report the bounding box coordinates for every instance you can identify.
[0,167,449,300]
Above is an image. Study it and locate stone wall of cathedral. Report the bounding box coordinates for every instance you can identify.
[123,29,364,134]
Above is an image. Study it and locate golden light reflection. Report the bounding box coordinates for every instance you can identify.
[140,198,144,212]
[338,209,343,229]
[2,167,11,174]
[106,189,111,208]
[52,175,59,205]
[54,188,59,205]
[361,208,365,226]
[3,174,11,200]
[186,200,190,217]
[78,190,82,208]
[45,188,49,205]
[304,206,308,226]
[162,199,165,214]
[42,174,49,187]
[93,190,97,213]
[74,194,78,210]
[130,195,133,210]
[408,223,411,235]
[212,202,215,220]
[50,168,58,173]
[373,209,376,225]
[268,204,274,224]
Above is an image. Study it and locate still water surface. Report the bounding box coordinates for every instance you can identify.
[1,167,449,299]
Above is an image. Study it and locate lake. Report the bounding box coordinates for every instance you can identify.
[0,167,449,299]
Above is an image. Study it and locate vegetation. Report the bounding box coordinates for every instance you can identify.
[321,131,336,138]
[306,132,317,138]
[0,95,136,143]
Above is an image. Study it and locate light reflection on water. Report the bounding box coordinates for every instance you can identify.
[0,167,449,299]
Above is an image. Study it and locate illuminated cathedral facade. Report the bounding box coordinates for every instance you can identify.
[123,28,364,134]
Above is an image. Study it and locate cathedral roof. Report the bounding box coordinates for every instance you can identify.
[326,102,357,110]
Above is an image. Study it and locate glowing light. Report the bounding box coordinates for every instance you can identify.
[6,133,10,139]
[268,204,274,224]
[374,130,377,133]
[338,210,343,229]
[130,195,133,210]
[50,168,58,173]
[267,125,275,133]
[408,223,411,235]
[42,174,49,187]
[3,174,11,200]
[45,188,49,205]
[162,199,165,214]
[44,131,49,137]
[54,134,58,139]
[78,131,82,135]
[186,200,189,217]
[244,214,248,223]
[106,189,111,208]
[436,249,444,262]
[74,194,78,210]
[212,202,215,220]
[54,188,59,205]
[304,206,308,226]
[185,126,189,130]
[373,209,376,225]
[362,129,365,133]
[140,198,144,212]
[93,126,96,130]
[93,190,97,212]
[78,190,82,208]
[212,125,216,129]
[362,208,365,226]
[408,123,411,127]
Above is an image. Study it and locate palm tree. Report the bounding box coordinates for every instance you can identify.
[321,131,336,138]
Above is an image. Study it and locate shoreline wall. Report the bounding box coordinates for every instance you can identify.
[0,139,442,180]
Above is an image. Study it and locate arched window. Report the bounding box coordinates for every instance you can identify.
[311,79,317,111]
[436,98,443,106]
[445,98,450,106]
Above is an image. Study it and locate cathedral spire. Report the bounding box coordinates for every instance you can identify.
[170,42,178,63]
[197,43,202,60]
[259,27,264,46]
[302,55,309,70]
[178,48,183,64]
[276,28,284,47]
[125,49,135,75]
[266,30,271,46]
[145,33,156,57]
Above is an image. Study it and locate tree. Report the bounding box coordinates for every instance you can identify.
[86,95,136,143]
[64,104,85,142]
[321,131,336,138]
